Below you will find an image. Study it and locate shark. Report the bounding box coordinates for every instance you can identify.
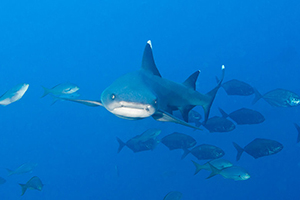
[63,40,225,129]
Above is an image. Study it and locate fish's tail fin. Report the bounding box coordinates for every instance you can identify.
[218,107,229,118]
[181,148,190,160]
[191,160,205,175]
[206,163,221,179]
[233,142,244,161]
[6,168,13,176]
[41,86,50,98]
[252,88,263,105]
[19,183,27,196]
[116,137,126,153]
[294,123,300,143]
[203,65,225,122]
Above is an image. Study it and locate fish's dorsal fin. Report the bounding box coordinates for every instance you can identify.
[141,40,162,77]
[183,70,200,90]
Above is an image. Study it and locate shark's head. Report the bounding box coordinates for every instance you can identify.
[101,72,158,120]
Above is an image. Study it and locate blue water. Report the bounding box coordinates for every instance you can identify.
[0,0,299,199]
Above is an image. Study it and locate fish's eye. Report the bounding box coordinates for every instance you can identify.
[111,94,116,100]
[154,99,158,104]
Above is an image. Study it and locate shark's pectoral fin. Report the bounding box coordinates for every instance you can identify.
[152,110,202,130]
[60,98,103,107]
[179,105,195,122]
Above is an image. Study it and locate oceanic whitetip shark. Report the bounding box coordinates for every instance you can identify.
[63,40,225,129]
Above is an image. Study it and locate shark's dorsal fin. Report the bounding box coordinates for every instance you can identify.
[141,40,162,77]
[183,70,200,90]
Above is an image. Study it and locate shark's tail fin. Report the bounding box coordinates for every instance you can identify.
[19,183,27,196]
[203,65,225,122]
[191,160,205,175]
[252,88,263,105]
[218,108,229,118]
[41,86,51,98]
[233,142,244,161]
[206,163,221,179]
[294,123,300,143]
[116,137,126,153]
[181,148,190,160]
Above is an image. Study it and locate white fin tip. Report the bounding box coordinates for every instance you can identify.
[221,65,225,69]
[147,40,152,48]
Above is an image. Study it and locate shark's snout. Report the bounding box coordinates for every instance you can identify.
[101,87,157,119]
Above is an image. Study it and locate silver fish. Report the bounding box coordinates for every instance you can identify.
[7,163,37,176]
[0,83,29,106]
[207,164,250,181]
[41,83,79,98]
[19,176,43,196]
[253,88,300,107]
[192,159,233,175]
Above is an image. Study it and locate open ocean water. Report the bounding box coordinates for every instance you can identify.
[0,0,299,199]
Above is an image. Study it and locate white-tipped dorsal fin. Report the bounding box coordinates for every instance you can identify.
[147,40,152,48]
[141,40,161,77]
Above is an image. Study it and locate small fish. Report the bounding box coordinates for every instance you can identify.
[161,132,197,159]
[217,78,254,96]
[192,159,233,175]
[7,163,38,176]
[219,107,265,125]
[201,116,236,133]
[207,164,250,181]
[186,144,225,160]
[0,83,29,106]
[252,88,300,107]
[233,138,283,161]
[41,83,79,98]
[163,191,182,200]
[19,176,43,196]
[0,177,6,185]
[131,128,161,143]
[188,110,202,127]
[294,123,300,143]
[116,130,160,153]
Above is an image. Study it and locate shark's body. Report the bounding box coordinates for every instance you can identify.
[63,41,225,129]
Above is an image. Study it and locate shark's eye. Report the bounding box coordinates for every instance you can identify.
[154,99,158,104]
[145,106,150,112]
[111,94,116,100]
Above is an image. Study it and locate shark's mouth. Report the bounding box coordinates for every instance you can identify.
[108,101,156,119]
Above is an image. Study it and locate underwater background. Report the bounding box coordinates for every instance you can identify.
[0,0,299,199]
